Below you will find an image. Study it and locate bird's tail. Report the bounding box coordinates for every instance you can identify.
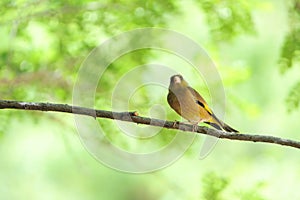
[205,114,239,133]
[221,122,239,133]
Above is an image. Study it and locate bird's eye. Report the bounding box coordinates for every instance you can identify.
[178,75,183,80]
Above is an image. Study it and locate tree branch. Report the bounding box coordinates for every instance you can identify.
[1,99,300,150]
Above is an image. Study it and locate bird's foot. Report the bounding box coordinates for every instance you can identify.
[172,120,179,128]
[192,124,198,132]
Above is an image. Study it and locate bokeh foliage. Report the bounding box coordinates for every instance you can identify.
[1,0,300,200]
[198,0,255,41]
[279,0,300,112]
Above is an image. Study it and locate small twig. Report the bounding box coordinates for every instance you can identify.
[1,99,300,150]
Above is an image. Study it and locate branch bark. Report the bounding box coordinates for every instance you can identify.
[1,99,300,150]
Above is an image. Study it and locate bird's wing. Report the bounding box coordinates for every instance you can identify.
[187,87,238,132]
[187,86,224,126]
[167,90,181,115]
[187,87,213,115]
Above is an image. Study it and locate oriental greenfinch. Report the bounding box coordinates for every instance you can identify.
[167,74,238,132]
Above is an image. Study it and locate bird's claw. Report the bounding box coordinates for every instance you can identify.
[172,120,179,128]
[192,124,198,132]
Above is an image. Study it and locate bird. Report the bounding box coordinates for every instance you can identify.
[167,74,238,132]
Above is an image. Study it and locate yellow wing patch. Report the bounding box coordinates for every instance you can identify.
[196,100,213,115]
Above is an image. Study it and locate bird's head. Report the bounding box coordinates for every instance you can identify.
[169,74,189,90]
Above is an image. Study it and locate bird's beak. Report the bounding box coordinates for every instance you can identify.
[173,76,181,84]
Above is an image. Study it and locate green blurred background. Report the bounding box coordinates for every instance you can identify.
[1,0,300,199]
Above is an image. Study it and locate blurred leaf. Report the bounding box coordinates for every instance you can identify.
[279,0,300,73]
[286,81,300,112]
[202,172,229,200]
[198,0,255,42]
[279,28,300,73]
